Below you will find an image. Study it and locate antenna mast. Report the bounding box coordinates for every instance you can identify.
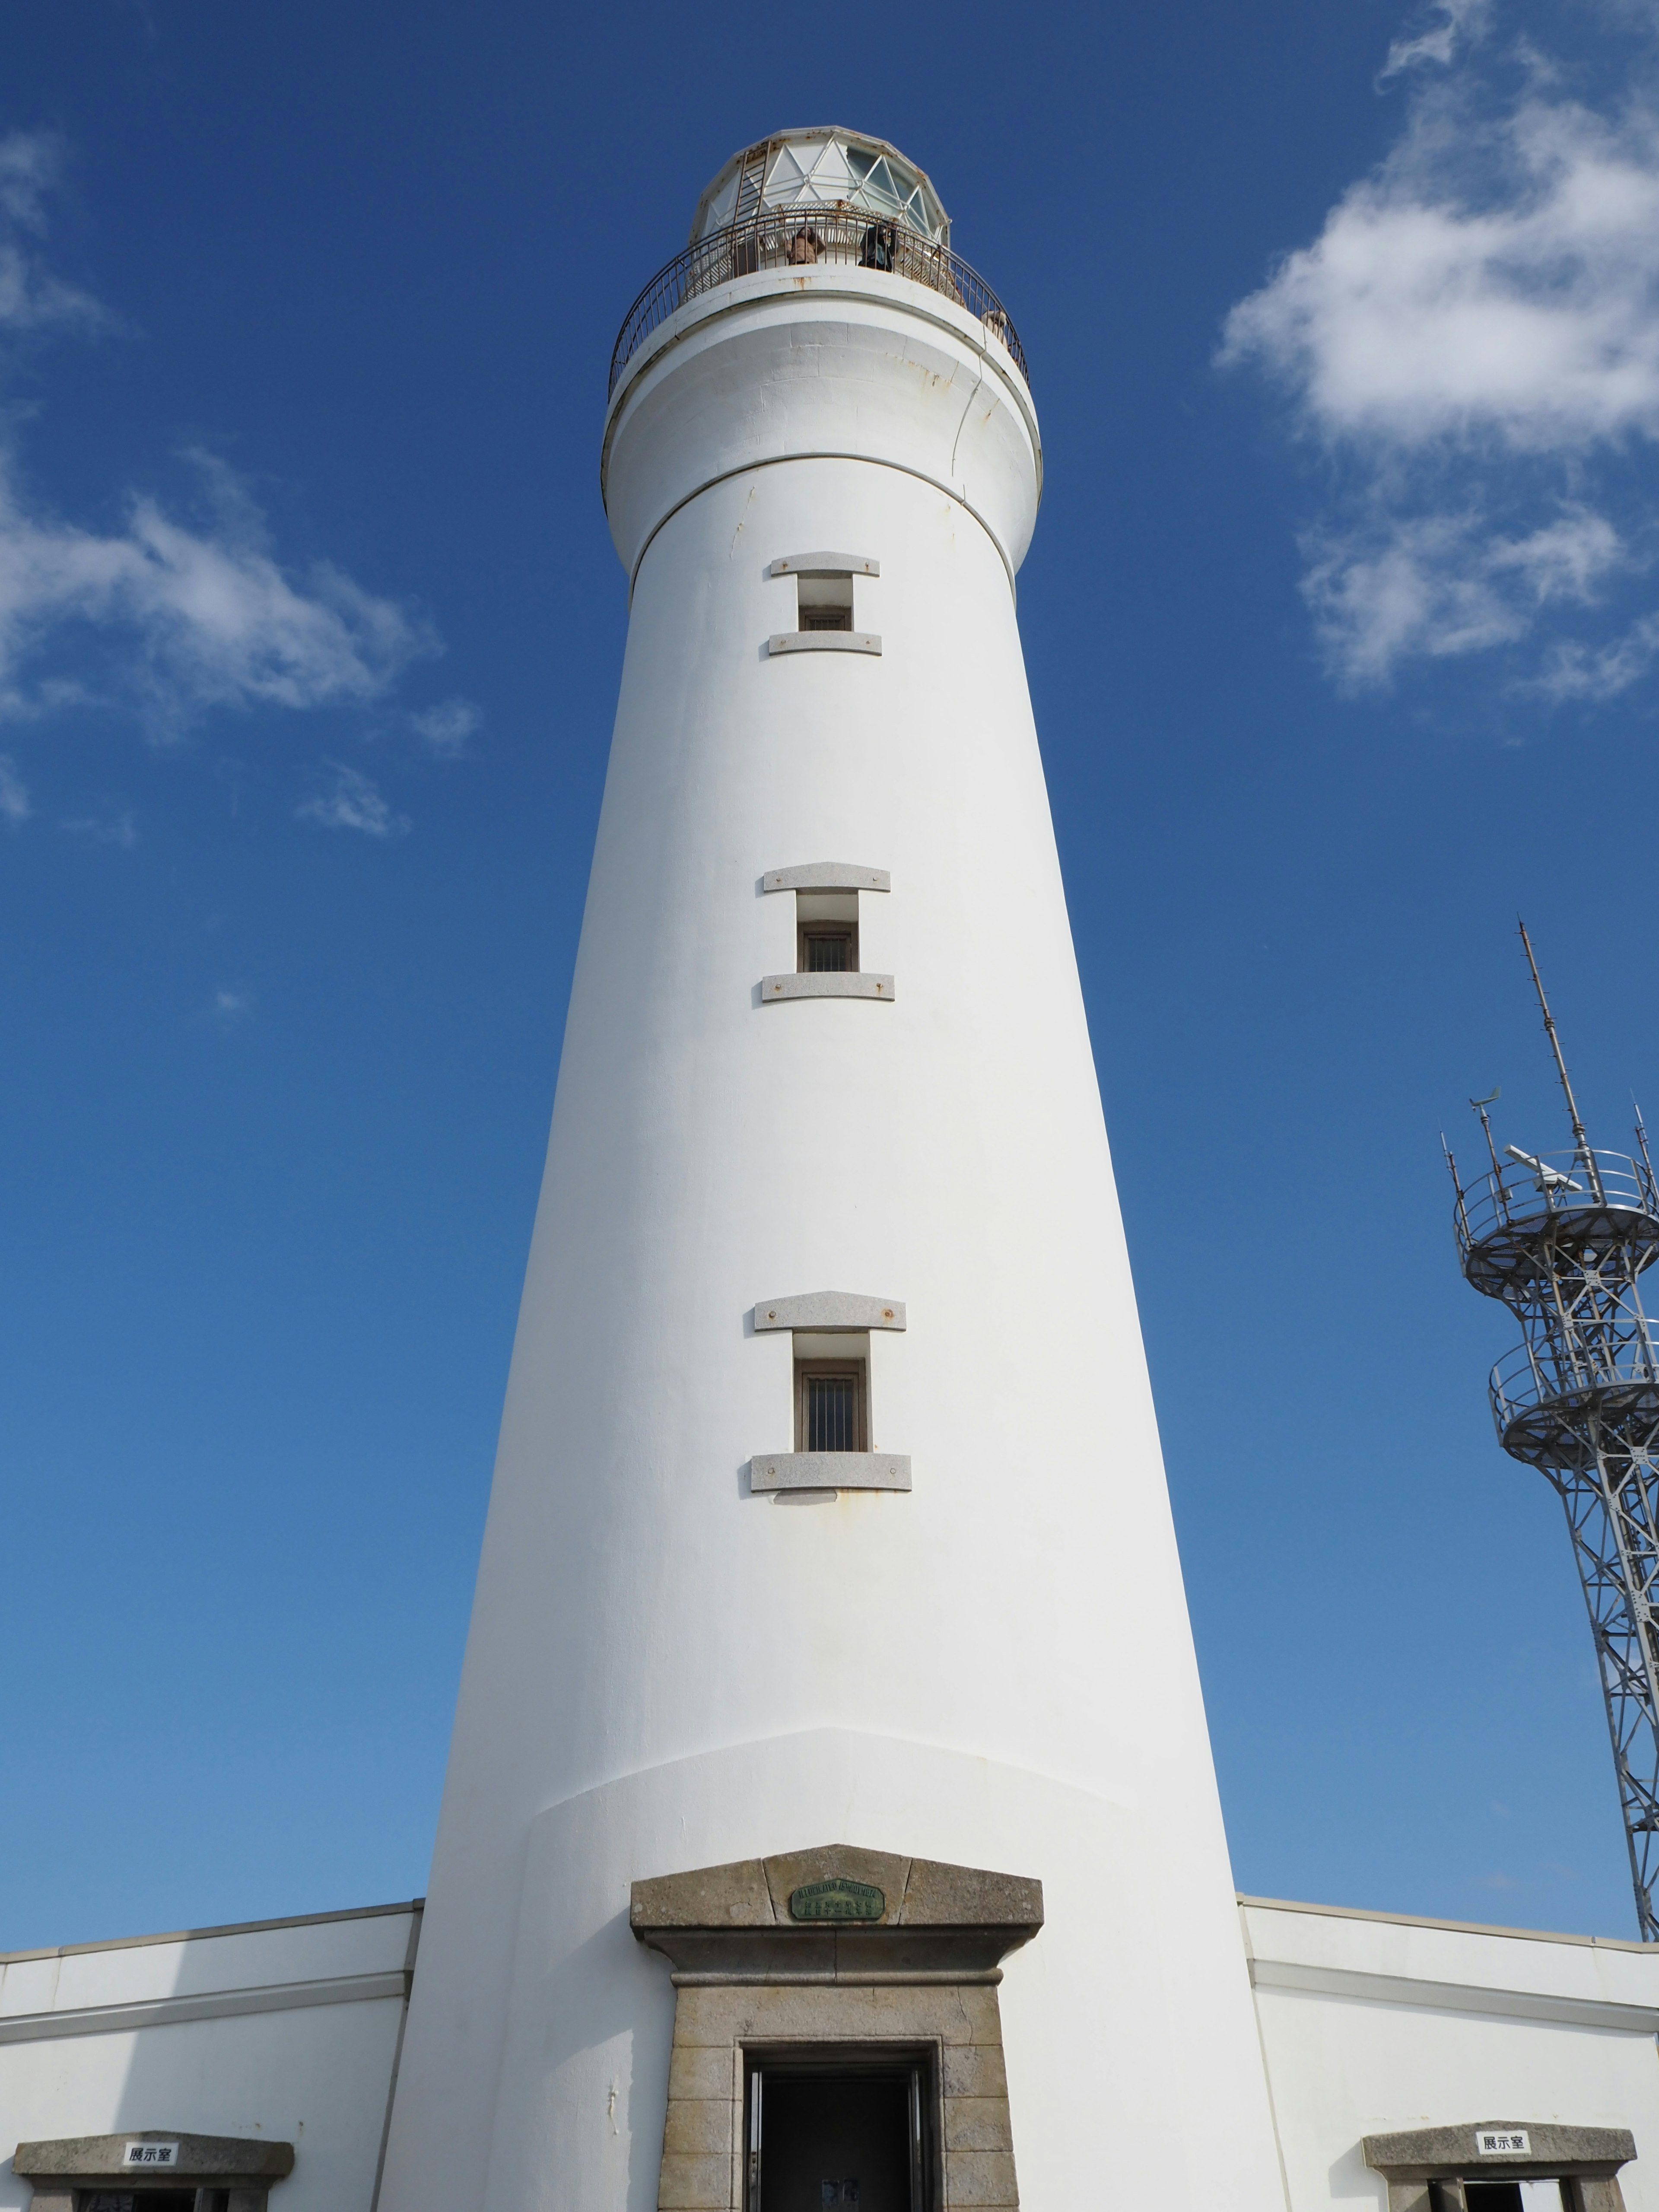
[1519,918,1602,1197]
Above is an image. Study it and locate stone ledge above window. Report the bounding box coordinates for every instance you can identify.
[760,972,893,1002]
[1362,2121,1636,2212]
[750,1452,911,1491]
[763,862,890,894]
[767,553,880,578]
[753,1294,905,1332]
[15,2131,294,2212]
[767,631,881,657]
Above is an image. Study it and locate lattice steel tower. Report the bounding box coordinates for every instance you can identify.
[1448,925,1659,1940]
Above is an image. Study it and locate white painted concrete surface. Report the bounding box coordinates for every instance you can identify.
[1243,1896,1659,2209]
[0,1902,419,2212]
[379,133,1287,2212]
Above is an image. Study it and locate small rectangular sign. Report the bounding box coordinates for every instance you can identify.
[1476,2130,1530,2157]
[123,2142,180,2169]
[790,1877,884,1923]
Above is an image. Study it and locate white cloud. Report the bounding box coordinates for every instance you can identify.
[0,452,436,734]
[1221,29,1659,692]
[411,695,480,757]
[1304,502,1629,686]
[1534,610,1659,698]
[1380,0,1491,81]
[0,132,104,336]
[0,748,28,823]
[61,806,137,847]
[296,761,410,839]
[1221,91,1659,449]
[210,986,253,1027]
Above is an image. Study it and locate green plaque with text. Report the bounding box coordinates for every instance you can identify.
[789,1877,885,1923]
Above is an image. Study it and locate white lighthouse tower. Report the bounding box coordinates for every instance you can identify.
[380,129,1284,2212]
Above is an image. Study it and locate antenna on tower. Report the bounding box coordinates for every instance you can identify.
[1518,919,1604,1201]
[1636,1100,1657,1210]
[1469,1087,1503,1179]
[1448,940,1659,1940]
[1442,1133,1472,1245]
[1463,1087,1508,1226]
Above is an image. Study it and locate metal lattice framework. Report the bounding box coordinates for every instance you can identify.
[1448,927,1659,1940]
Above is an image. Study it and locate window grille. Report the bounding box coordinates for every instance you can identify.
[797,1362,866,1452]
[800,925,855,973]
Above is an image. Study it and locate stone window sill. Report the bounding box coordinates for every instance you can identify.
[760,973,893,1002]
[767,632,882,657]
[750,1453,911,1492]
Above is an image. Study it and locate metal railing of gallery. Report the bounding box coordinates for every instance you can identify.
[609,207,1030,395]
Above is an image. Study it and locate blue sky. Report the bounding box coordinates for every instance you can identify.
[6,0,1659,1951]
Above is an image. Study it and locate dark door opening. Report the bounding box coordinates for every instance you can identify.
[748,2059,927,2212]
[80,2196,207,2212]
[1449,2185,1564,2211]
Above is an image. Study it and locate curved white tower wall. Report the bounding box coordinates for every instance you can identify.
[381,130,1284,2212]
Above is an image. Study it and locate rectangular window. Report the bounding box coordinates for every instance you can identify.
[802,930,853,970]
[798,574,855,632]
[796,1360,867,1452]
[796,890,860,973]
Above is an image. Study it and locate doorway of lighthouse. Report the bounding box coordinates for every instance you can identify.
[744,2053,931,2212]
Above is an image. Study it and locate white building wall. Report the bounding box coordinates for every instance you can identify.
[1243,1897,1659,2209]
[0,1903,419,2212]
[7,1889,1658,2211]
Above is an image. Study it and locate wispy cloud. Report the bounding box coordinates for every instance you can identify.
[1303,502,1628,682]
[1221,19,1659,694]
[411,695,480,758]
[0,451,436,736]
[0,749,28,823]
[297,760,410,839]
[0,132,105,337]
[1535,609,1659,698]
[210,986,253,1028]
[61,805,137,847]
[1380,0,1491,83]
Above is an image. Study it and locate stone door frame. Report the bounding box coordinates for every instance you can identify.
[630,1843,1043,2212]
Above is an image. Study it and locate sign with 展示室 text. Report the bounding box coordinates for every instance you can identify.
[789,1878,884,1922]
[1476,2131,1531,2158]
[123,2143,181,2169]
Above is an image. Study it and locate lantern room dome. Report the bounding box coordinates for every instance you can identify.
[690,127,950,247]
